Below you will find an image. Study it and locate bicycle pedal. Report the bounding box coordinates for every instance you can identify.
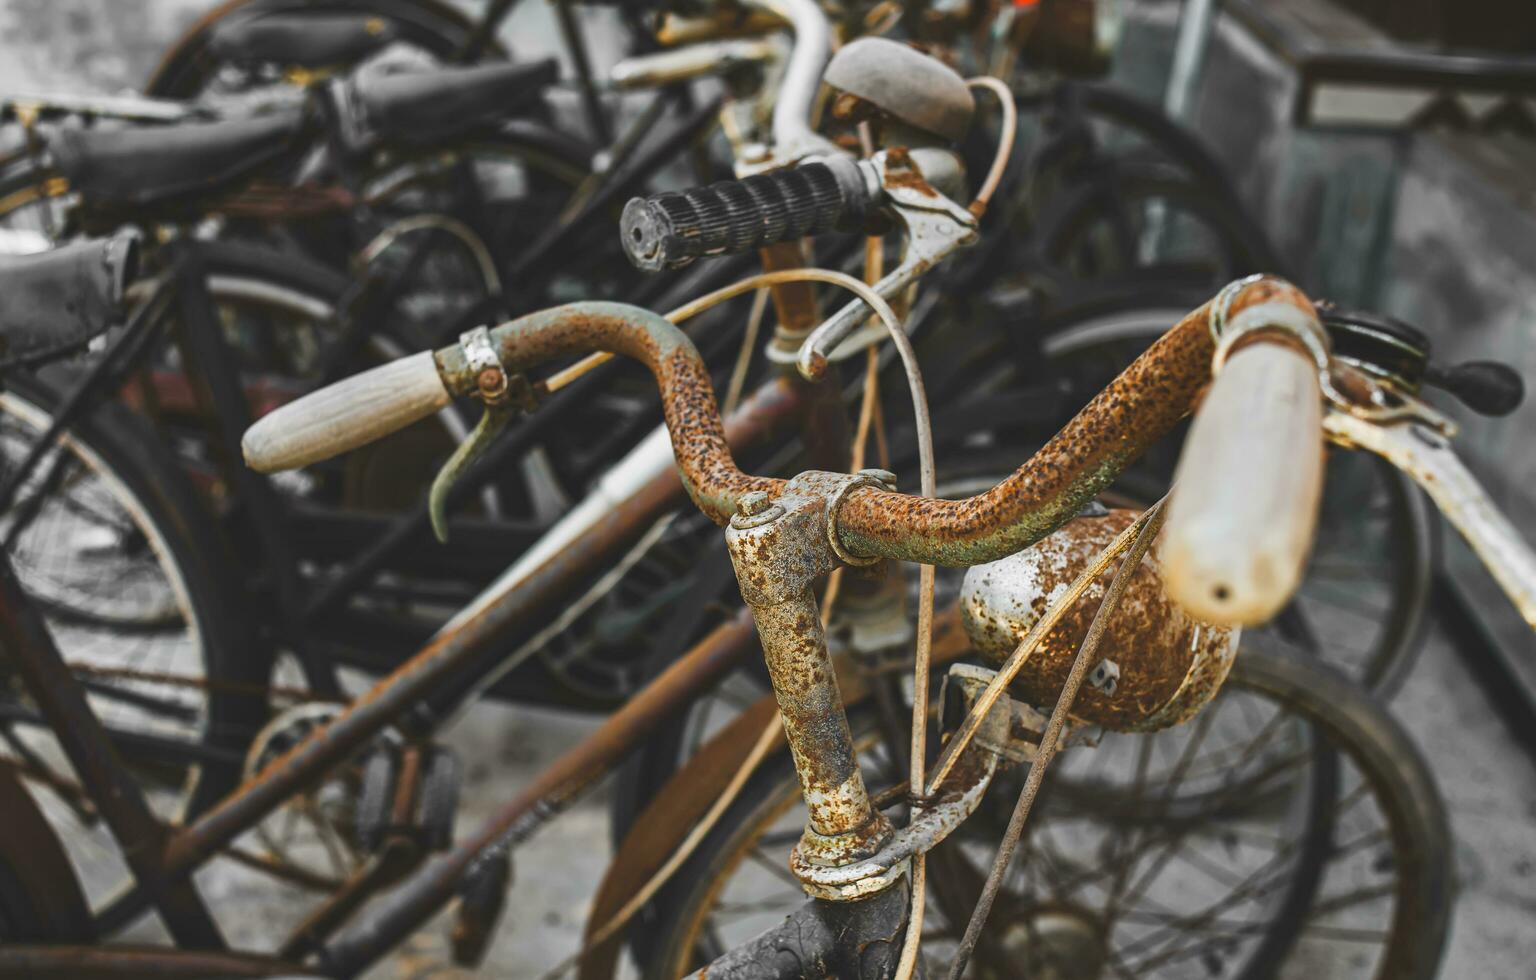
[451,849,512,968]
[355,743,460,854]
[354,743,398,854]
[417,745,461,852]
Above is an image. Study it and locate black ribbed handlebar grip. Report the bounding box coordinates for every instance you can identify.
[620,157,871,271]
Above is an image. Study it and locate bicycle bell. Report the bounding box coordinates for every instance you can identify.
[824,37,975,148]
[960,508,1239,732]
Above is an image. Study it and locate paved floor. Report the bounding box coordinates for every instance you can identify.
[1,2,1534,978]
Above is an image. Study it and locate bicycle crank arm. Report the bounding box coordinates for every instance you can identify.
[1325,410,1536,629]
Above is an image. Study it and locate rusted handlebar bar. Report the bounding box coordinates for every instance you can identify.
[434,279,1312,567]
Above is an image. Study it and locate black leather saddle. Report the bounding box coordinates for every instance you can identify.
[339,59,560,148]
[0,234,139,368]
[207,14,399,70]
[47,109,310,209]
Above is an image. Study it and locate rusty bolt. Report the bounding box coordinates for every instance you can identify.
[476,367,509,404]
[738,491,772,517]
[731,491,784,529]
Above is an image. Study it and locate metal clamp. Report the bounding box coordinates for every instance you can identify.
[1208,274,1331,375]
[460,326,509,405]
[1212,299,1331,375]
[825,469,896,566]
[1210,278,1458,434]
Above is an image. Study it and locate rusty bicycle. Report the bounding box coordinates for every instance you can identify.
[227,257,1508,977]
[0,10,1495,979]
[0,224,1459,978]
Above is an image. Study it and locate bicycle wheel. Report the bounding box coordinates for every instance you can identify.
[637,648,1451,980]
[0,371,264,898]
[340,126,650,332]
[1040,305,1433,695]
[1032,165,1280,290]
[0,155,74,247]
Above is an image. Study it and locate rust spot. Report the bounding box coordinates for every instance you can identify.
[962,509,1239,731]
[882,146,938,197]
[836,281,1315,566]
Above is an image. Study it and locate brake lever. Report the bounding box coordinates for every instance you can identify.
[790,149,978,378]
[1325,409,1536,630]
[427,327,530,543]
[1323,360,1459,436]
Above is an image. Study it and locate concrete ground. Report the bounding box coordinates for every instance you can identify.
[0,2,1533,978]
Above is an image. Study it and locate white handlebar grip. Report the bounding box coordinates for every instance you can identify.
[1162,342,1325,626]
[242,350,451,473]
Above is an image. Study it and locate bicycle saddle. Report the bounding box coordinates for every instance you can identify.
[336,60,560,148]
[46,109,310,208]
[0,233,138,368]
[207,14,399,70]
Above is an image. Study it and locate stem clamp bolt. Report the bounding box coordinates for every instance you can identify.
[731,490,784,529]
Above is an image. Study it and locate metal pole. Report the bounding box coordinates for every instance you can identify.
[1164,0,1221,123]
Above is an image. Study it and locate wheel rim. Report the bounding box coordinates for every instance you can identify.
[0,388,214,910]
[655,653,1441,980]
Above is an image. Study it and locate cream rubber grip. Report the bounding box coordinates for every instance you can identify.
[1162,341,1325,626]
[242,350,450,473]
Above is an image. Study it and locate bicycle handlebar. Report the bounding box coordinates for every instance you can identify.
[243,351,450,472]
[1162,283,1327,626]
[620,158,874,270]
[743,0,833,159]
[246,281,1318,570]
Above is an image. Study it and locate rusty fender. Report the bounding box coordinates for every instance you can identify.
[576,604,972,980]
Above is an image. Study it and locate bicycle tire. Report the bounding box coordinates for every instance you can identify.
[1033,165,1282,288]
[635,648,1450,980]
[0,371,264,818]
